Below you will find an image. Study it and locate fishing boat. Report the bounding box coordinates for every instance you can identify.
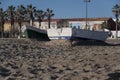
[47,27,109,41]
[21,25,49,40]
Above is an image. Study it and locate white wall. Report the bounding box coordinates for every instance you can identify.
[110,31,120,38]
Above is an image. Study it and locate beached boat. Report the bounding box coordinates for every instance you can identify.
[47,27,109,41]
[21,25,49,40]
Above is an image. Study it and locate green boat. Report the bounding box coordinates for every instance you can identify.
[21,25,49,40]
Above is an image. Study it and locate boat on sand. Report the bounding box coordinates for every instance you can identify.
[21,25,49,40]
[47,27,109,41]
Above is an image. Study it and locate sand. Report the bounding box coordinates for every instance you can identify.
[0,38,120,80]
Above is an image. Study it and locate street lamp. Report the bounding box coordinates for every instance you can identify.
[84,0,90,29]
[112,4,120,39]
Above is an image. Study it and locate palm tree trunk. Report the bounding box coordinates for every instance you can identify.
[0,23,2,38]
[10,21,12,38]
[11,25,13,38]
[19,22,22,38]
[48,17,50,28]
[39,20,42,28]
[10,16,14,38]
[18,21,22,38]
[39,21,41,28]
[1,24,4,38]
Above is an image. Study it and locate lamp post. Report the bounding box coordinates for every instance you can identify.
[84,0,90,29]
[112,4,120,39]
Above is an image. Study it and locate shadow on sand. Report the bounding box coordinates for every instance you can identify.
[71,40,120,46]
[107,72,120,80]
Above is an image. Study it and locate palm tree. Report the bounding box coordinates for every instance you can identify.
[112,4,120,21]
[26,4,36,26]
[6,5,16,37]
[0,8,6,38]
[112,4,120,38]
[45,8,54,28]
[34,9,45,28]
[16,5,26,37]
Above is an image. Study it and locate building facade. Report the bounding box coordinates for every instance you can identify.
[3,17,115,32]
[36,17,114,31]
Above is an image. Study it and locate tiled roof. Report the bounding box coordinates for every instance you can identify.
[4,17,111,23]
[42,19,61,22]
[42,17,110,22]
[68,17,110,21]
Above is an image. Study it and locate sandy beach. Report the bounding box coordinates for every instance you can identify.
[0,39,120,80]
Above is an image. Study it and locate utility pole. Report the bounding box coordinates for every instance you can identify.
[84,0,90,29]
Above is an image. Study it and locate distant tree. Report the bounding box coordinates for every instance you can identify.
[58,19,69,27]
[26,4,36,26]
[6,5,16,37]
[101,21,109,29]
[16,5,26,37]
[34,9,45,28]
[45,8,54,28]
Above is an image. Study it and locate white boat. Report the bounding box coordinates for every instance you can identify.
[21,25,49,40]
[47,27,109,41]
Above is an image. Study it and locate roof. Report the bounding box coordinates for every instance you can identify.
[42,17,110,22]
[4,17,111,23]
[68,17,110,21]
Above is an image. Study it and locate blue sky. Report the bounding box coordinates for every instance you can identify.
[0,0,120,19]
